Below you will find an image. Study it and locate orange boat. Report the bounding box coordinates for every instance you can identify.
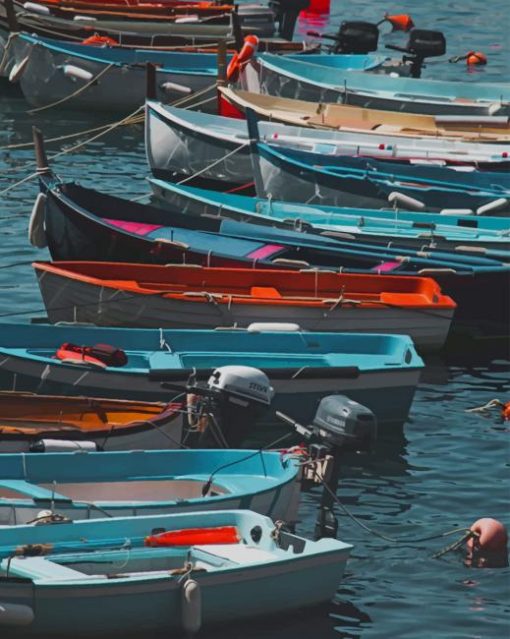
[33,262,456,352]
[0,392,182,453]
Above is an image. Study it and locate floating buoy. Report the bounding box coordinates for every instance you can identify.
[145,526,240,547]
[9,56,30,83]
[181,579,202,635]
[466,51,487,66]
[28,192,47,248]
[466,518,508,568]
[384,13,415,32]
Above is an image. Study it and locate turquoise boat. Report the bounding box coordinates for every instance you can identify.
[150,180,510,252]
[251,54,510,115]
[0,323,423,426]
[0,449,300,525]
[0,509,353,635]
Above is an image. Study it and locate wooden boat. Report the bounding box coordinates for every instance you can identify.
[252,141,510,213]
[32,261,456,351]
[0,392,182,452]
[219,88,510,141]
[0,323,424,426]
[243,54,510,116]
[0,448,300,524]
[149,180,510,253]
[33,165,510,334]
[145,102,510,189]
[0,509,352,635]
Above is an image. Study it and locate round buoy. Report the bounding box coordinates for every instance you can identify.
[467,518,508,552]
[466,51,487,66]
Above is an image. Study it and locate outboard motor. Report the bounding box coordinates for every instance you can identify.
[277,395,377,539]
[332,21,380,54]
[170,366,274,449]
[386,29,446,78]
[269,0,310,41]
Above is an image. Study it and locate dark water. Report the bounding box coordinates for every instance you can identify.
[0,0,509,637]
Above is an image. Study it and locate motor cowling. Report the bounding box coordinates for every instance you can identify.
[207,365,274,408]
[406,29,446,59]
[334,21,379,54]
[309,395,377,452]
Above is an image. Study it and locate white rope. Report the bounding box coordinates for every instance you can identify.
[27,62,116,114]
[0,171,39,196]
[177,141,249,185]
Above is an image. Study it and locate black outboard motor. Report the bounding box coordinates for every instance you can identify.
[386,29,446,78]
[333,21,380,54]
[269,0,310,41]
[277,395,377,539]
[164,365,274,449]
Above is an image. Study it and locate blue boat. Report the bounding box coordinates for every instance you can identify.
[0,449,300,525]
[8,33,385,111]
[251,53,510,115]
[0,509,353,635]
[253,141,510,213]
[0,323,423,426]
[149,180,510,252]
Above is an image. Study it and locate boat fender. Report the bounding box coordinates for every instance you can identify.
[30,439,98,453]
[439,209,474,216]
[160,81,193,96]
[247,322,301,332]
[476,198,508,216]
[181,579,201,635]
[175,15,200,24]
[467,518,508,553]
[9,56,30,83]
[73,15,97,22]
[23,2,50,15]
[387,191,426,211]
[0,602,35,627]
[62,65,94,83]
[226,35,259,82]
[28,192,47,248]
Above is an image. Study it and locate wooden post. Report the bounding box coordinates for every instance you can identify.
[32,127,50,175]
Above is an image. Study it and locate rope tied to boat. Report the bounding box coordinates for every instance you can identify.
[177,141,250,185]
[27,62,116,115]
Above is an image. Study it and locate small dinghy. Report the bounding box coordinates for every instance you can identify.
[32,261,456,352]
[0,509,353,635]
[0,392,182,453]
[0,448,301,525]
[0,323,424,426]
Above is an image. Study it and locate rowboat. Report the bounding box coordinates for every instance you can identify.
[243,53,510,116]
[252,141,510,212]
[0,323,424,426]
[0,392,182,452]
[8,34,387,111]
[149,181,510,253]
[33,165,510,334]
[0,449,300,524]
[219,88,510,141]
[145,102,510,189]
[32,261,456,351]
[0,509,352,635]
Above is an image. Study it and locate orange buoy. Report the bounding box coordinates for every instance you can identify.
[145,526,241,547]
[502,402,510,421]
[385,13,415,32]
[467,518,508,552]
[466,51,487,65]
[82,34,118,47]
[226,35,259,83]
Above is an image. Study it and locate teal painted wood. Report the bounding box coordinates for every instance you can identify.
[0,509,353,635]
[0,449,300,524]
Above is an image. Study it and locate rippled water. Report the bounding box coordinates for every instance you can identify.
[0,0,509,637]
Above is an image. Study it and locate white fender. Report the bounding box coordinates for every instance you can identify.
[62,65,94,82]
[181,579,202,635]
[160,81,193,95]
[73,15,97,22]
[439,208,474,216]
[9,56,30,83]
[387,191,426,211]
[0,602,34,627]
[28,192,47,248]
[33,439,98,452]
[23,2,50,15]
[175,15,200,23]
[247,322,301,332]
[476,198,508,215]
